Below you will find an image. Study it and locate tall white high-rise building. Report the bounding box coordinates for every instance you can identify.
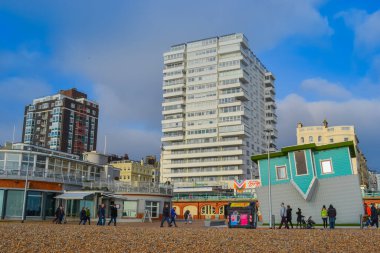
[161,33,277,189]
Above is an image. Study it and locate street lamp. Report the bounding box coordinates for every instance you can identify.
[265,129,273,228]
[21,148,32,223]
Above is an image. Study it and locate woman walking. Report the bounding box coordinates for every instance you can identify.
[296,208,303,228]
[321,205,328,229]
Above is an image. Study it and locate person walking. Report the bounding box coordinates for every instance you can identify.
[52,206,61,224]
[296,208,303,228]
[97,204,106,226]
[160,203,171,227]
[108,203,118,226]
[169,207,178,227]
[79,207,87,225]
[327,204,337,229]
[278,203,289,229]
[321,205,328,229]
[86,207,91,225]
[184,210,190,224]
[286,205,293,229]
[370,203,379,228]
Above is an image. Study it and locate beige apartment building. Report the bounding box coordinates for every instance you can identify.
[110,160,157,185]
[296,120,369,187]
[161,33,277,190]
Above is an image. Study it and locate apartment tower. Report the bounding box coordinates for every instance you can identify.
[161,33,277,189]
[22,88,99,155]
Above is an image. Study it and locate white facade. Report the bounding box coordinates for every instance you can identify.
[161,33,277,189]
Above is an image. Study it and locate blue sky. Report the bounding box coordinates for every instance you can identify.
[0,0,379,170]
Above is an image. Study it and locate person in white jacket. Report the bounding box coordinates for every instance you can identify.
[278,203,289,229]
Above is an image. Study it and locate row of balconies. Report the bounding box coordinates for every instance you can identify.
[165,169,244,179]
[162,159,244,169]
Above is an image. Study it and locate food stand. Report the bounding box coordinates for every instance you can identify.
[227,202,258,229]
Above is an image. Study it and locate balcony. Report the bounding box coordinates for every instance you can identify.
[163,90,185,98]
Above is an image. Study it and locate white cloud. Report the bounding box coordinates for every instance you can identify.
[300,78,352,100]
[337,9,380,51]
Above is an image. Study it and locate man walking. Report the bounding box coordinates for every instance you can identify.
[286,205,293,229]
[278,203,289,229]
[160,203,171,227]
[108,203,118,226]
[97,204,106,226]
[327,204,337,229]
[370,203,379,228]
[170,206,178,227]
[79,207,87,225]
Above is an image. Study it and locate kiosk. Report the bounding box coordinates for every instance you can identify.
[227,202,258,229]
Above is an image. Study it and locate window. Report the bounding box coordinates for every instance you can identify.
[344,137,349,142]
[329,138,334,143]
[321,160,333,174]
[294,151,308,175]
[309,136,313,142]
[123,201,138,217]
[276,166,287,180]
[201,205,216,215]
[300,137,304,143]
[145,201,159,218]
[26,191,42,216]
[219,206,225,215]
[5,190,24,217]
[318,136,322,142]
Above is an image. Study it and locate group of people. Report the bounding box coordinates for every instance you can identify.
[95,203,118,226]
[160,204,193,227]
[79,207,91,225]
[279,203,337,229]
[52,203,118,226]
[363,203,379,228]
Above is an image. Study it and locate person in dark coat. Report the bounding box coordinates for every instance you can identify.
[97,204,106,226]
[79,207,87,225]
[169,207,178,227]
[370,203,379,228]
[286,205,293,229]
[160,204,171,227]
[108,203,118,226]
[296,208,303,228]
[327,204,337,229]
[52,206,61,224]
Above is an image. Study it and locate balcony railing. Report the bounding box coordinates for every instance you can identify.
[172,193,256,201]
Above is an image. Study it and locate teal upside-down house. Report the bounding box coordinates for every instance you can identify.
[251,141,363,224]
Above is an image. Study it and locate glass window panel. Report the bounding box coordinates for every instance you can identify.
[6,190,24,217]
[45,193,56,217]
[6,153,20,161]
[276,166,287,180]
[0,190,4,216]
[0,152,5,160]
[26,191,42,216]
[294,151,308,175]
[123,201,138,217]
[321,160,333,174]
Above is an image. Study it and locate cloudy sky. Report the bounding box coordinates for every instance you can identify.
[0,0,379,169]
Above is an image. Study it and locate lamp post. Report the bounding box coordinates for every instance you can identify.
[21,148,32,223]
[265,129,273,228]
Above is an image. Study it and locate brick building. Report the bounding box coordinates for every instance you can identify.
[22,88,99,155]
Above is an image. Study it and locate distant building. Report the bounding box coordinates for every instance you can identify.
[161,33,277,191]
[0,143,106,220]
[368,170,378,191]
[252,141,363,224]
[110,160,158,185]
[22,88,99,155]
[296,120,369,187]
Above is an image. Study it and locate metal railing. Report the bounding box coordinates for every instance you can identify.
[172,193,256,201]
[82,181,173,196]
[363,191,380,198]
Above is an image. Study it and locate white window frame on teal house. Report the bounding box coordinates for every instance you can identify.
[320,159,334,174]
[275,165,287,180]
[294,150,309,176]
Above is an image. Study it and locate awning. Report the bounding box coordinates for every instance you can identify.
[102,193,128,200]
[55,192,94,200]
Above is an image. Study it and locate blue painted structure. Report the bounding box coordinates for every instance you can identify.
[253,141,356,201]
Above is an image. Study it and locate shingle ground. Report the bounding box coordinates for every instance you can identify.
[0,221,379,252]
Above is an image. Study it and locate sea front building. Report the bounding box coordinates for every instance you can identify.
[296,120,369,188]
[161,33,277,192]
[22,88,99,155]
